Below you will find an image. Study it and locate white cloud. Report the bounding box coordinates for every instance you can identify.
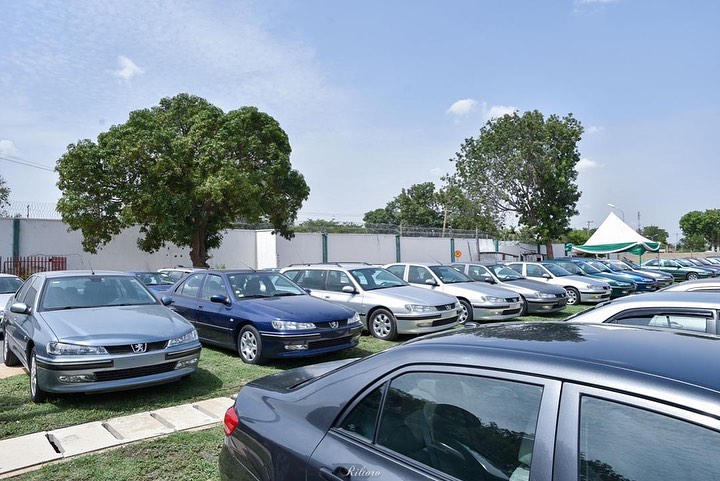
[576,157,603,172]
[587,125,605,134]
[481,102,517,122]
[0,139,18,155]
[446,99,477,116]
[113,55,144,80]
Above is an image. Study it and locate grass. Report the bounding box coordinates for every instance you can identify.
[4,308,592,480]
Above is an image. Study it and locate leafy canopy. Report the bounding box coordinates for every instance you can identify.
[0,175,9,214]
[451,110,583,257]
[56,93,310,266]
[679,209,720,251]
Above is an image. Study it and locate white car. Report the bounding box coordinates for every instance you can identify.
[505,261,611,305]
[0,274,23,335]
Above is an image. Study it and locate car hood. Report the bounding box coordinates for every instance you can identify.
[366,285,458,305]
[502,278,567,295]
[633,269,673,280]
[441,282,518,299]
[236,295,356,321]
[588,272,638,284]
[558,275,609,287]
[38,305,194,344]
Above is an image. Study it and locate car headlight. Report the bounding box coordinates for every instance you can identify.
[480,296,506,303]
[586,284,605,291]
[536,292,556,299]
[47,342,109,356]
[167,329,199,347]
[271,320,316,330]
[405,304,436,312]
[348,312,361,324]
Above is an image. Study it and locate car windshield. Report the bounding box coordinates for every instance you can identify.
[542,263,572,277]
[489,265,524,280]
[676,259,695,267]
[228,273,306,298]
[624,259,642,269]
[557,263,583,275]
[135,272,175,286]
[349,268,407,291]
[41,275,158,310]
[429,265,473,283]
[582,261,606,273]
[0,276,22,294]
[606,261,631,271]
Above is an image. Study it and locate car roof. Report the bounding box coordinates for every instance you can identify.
[662,279,720,290]
[598,291,720,307]
[283,263,377,269]
[391,322,720,395]
[38,270,130,278]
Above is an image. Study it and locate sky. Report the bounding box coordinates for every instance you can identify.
[1,0,718,241]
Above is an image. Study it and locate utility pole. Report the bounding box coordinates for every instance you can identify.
[637,211,641,233]
[586,220,593,231]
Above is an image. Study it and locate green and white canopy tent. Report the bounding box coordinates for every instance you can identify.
[569,212,661,256]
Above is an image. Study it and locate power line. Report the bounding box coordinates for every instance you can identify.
[0,154,55,172]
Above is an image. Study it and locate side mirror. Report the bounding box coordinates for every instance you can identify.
[482,277,495,284]
[341,285,357,294]
[304,288,312,295]
[210,294,232,307]
[9,302,30,315]
[160,296,174,306]
[542,274,551,279]
[424,278,438,286]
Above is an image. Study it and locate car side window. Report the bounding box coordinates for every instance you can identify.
[17,276,41,308]
[14,276,36,304]
[202,274,227,300]
[176,273,205,298]
[506,264,523,275]
[579,396,720,481]
[385,265,405,279]
[468,265,493,282]
[610,311,711,333]
[338,384,385,441]
[295,270,326,290]
[407,266,430,284]
[281,270,301,282]
[526,265,545,278]
[372,372,543,481]
[326,270,352,293]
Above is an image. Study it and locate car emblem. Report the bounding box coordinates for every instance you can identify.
[131,343,147,353]
[329,321,339,328]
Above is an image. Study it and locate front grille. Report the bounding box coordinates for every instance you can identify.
[94,362,176,381]
[104,341,168,354]
[434,303,456,311]
[432,316,458,327]
[502,308,522,315]
[555,293,566,298]
[506,297,520,303]
[317,319,347,329]
[308,336,354,350]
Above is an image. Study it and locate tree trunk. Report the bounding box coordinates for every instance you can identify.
[190,228,210,267]
[545,240,555,259]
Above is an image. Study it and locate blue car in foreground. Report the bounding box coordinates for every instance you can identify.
[163,269,362,364]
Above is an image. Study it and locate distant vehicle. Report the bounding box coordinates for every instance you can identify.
[129,271,176,293]
[599,259,674,288]
[545,259,637,298]
[579,259,659,292]
[384,262,523,323]
[2,271,201,403]
[158,267,201,281]
[164,269,362,363]
[641,258,715,281]
[568,291,720,335]
[660,278,720,293]
[683,257,720,274]
[505,261,611,305]
[0,274,23,335]
[450,262,568,315]
[220,322,720,481]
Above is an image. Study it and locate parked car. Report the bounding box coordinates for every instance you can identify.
[0,274,23,335]
[567,291,720,335]
[450,262,568,315]
[158,266,201,281]
[164,269,362,363]
[129,271,176,293]
[579,259,660,292]
[280,264,460,341]
[1,271,201,403]
[545,259,637,298]
[384,262,522,323]
[641,257,715,281]
[219,322,720,481]
[660,278,720,293]
[599,258,675,288]
[682,257,720,274]
[505,261,611,305]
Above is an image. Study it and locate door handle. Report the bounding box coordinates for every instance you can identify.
[319,466,350,481]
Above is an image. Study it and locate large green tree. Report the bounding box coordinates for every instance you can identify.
[679,209,720,251]
[56,93,310,266]
[451,110,583,258]
[363,182,444,228]
[640,225,669,245]
[0,175,9,215]
[295,218,365,233]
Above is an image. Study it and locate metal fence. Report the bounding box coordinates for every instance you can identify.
[1,201,62,220]
[2,256,67,277]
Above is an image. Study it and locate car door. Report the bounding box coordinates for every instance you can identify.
[5,275,42,366]
[195,273,235,346]
[307,366,561,481]
[167,272,206,336]
[321,269,362,313]
[553,383,720,481]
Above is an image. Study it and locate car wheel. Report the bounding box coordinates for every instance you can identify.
[565,287,581,306]
[687,272,699,280]
[3,336,20,366]
[519,296,528,316]
[29,348,47,403]
[369,308,397,341]
[458,299,473,324]
[237,326,264,365]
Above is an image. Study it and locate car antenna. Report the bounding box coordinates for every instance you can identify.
[235,259,256,272]
[88,258,95,275]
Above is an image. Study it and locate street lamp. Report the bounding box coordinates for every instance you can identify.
[607,203,625,221]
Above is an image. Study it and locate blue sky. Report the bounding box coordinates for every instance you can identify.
[1,0,718,240]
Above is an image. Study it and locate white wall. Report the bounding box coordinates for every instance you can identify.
[206,230,257,269]
[400,237,453,263]
[276,233,324,268]
[255,230,278,269]
[327,233,397,264]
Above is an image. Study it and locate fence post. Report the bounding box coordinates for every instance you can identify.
[12,218,20,258]
[321,233,328,263]
[395,235,401,262]
[450,238,456,263]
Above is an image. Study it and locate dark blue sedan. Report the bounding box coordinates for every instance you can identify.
[163,269,362,364]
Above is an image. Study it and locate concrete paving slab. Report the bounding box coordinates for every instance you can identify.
[103,412,174,442]
[0,363,24,379]
[151,404,219,431]
[193,397,234,420]
[0,432,61,475]
[48,421,122,457]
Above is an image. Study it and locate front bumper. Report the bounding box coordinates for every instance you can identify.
[525,297,568,314]
[579,290,612,303]
[471,301,523,320]
[260,324,363,358]
[609,286,637,298]
[395,307,461,334]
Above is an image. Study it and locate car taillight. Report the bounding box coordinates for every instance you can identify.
[223,406,239,436]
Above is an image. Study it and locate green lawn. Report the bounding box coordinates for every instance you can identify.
[4,308,591,480]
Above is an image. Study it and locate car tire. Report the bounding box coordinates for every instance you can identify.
[237,326,264,365]
[565,287,581,306]
[519,296,528,316]
[458,299,473,324]
[687,272,699,281]
[3,336,20,366]
[369,308,398,341]
[29,348,47,403]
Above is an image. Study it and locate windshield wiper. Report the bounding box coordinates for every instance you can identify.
[272,292,299,297]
